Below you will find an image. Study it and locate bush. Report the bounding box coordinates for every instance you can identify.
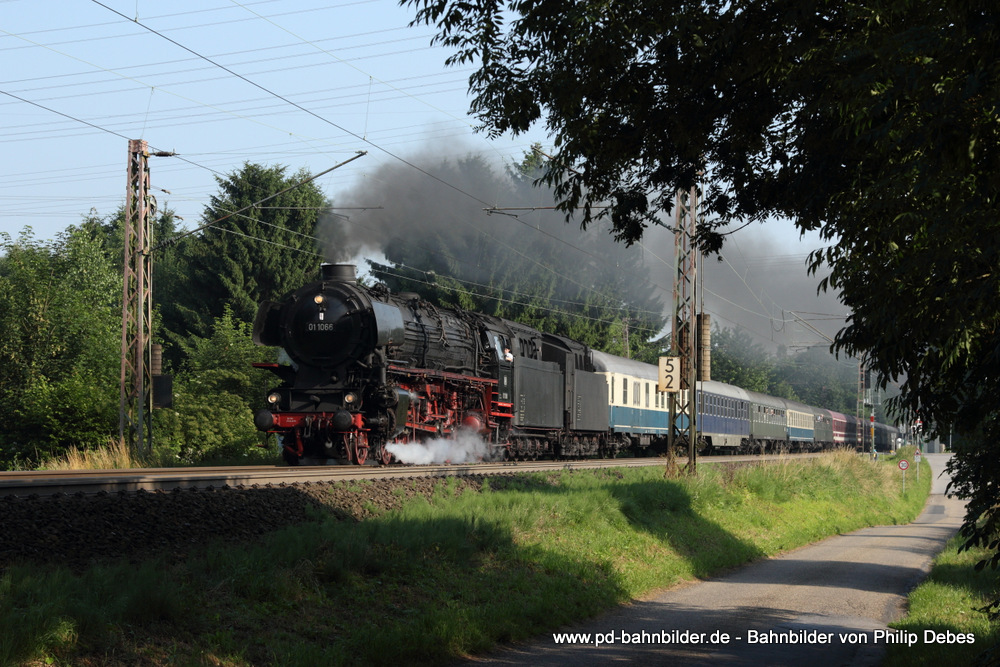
[152,390,263,464]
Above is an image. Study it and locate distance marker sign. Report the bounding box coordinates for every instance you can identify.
[658,357,680,393]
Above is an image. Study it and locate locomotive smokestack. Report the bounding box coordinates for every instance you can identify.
[320,263,357,283]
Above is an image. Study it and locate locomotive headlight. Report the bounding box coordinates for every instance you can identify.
[267,392,281,405]
[313,294,325,305]
[344,392,358,405]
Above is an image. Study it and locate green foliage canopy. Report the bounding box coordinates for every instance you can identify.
[169,163,328,339]
[0,227,121,464]
[709,328,780,396]
[153,306,275,463]
[404,0,1000,420]
[405,0,1000,596]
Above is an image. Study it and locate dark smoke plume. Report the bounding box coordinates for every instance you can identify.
[317,147,664,313]
[318,144,845,354]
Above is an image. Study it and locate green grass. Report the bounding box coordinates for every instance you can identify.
[884,532,1000,665]
[36,436,282,470]
[1,450,933,666]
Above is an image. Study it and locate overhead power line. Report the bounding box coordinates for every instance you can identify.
[6,6,624,313]
[91,0,495,212]
[156,151,368,251]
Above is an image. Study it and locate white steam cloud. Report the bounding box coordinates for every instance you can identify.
[386,429,492,465]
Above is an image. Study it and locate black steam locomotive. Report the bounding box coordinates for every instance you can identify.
[252,264,897,464]
[252,263,614,464]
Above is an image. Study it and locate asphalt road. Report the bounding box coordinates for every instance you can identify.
[467,453,965,666]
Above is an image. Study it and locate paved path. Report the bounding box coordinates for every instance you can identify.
[466,453,964,666]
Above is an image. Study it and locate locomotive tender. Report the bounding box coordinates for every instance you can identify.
[251,264,897,464]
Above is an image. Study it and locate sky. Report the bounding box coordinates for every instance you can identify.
[0,0,849,354]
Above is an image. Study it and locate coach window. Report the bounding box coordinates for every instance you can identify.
[645,383,650,408]
[623,378,628,405]
[633,382,639,406]
[610,376,615,404]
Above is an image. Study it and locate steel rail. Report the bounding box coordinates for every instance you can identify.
[0,454,821,498]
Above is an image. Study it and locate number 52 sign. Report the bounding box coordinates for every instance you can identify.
[658,356,681,393]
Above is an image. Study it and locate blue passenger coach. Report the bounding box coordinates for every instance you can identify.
[591,351,754,454]
[589,350,864,457]
[697,381,751,453]
[783,398,816,450]
[591,350,671,449]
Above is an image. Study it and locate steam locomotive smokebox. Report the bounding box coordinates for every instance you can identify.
[320,263,356,282]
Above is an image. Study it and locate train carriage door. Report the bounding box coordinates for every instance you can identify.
[487,331,513,403]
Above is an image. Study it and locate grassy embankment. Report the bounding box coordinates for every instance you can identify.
[37,437,277,470]
[2,449,932,665]
[885,527,1000,665]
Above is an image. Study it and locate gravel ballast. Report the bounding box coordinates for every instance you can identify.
[0,476,485,571]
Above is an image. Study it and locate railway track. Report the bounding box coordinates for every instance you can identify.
[0,452,828,572]
[0,453,821,497]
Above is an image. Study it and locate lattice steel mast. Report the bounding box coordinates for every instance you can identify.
[668,186,700,473]
[119,139,156,457]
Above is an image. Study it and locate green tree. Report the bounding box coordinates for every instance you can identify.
[169,163,327,339]
[79,205,188,367]
[0,227,120,466]
[153,306,275,463]
[405,0,1000,590]
[709,327,778,395]
[773,347,858,415]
